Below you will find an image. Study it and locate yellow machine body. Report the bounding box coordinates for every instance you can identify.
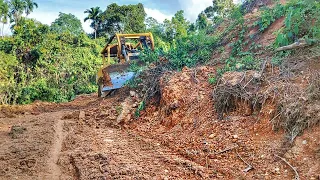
[96,32,155,97]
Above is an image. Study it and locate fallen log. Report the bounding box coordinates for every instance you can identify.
[276,39,309,51]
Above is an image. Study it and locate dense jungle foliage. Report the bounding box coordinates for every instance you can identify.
[0,0,319,104]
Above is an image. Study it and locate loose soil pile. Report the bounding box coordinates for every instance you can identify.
[0,61,319,179]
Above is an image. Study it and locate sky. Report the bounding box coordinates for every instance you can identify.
[2,0,214,35]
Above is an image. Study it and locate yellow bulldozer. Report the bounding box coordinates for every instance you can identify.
[97,32,155,97]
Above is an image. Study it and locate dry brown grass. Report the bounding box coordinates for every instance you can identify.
[273,72,320,142]
[212,71,269,120]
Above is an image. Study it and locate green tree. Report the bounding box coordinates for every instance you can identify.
[145,17,163,36]
[24,0,38,16]
[216,0,235,18]
[50,12,84,36]
[188,23,196,33]
[0,51,18,104]
[84,7,102,39]
[0,0,10,37]
[201,0,235,23]
[163,18,175,41]
[9,0,26,24]
[97,3,146,36]
[204,5,217,21]
[170,10,189,38]
[124,3,146,33]
[196,12,208,30]
[145,17,158,29]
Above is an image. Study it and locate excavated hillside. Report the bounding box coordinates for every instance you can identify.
[1,1,320,180]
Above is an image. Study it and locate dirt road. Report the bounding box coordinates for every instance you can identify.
[0,94,207,179]
[0,83,319,179]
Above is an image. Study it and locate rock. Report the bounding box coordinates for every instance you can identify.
[110,115,117,120]
[274,167,280,174]
[232,135,238,139]
[98,153,108,160]
[130,91,136,97]
[99,111,108,116]
[209,134,216,139]
[203,140,208,145]
[253,72,261,79]
[79,111,86,119]
[302,140,307,145]
[62,113,73,119]
[132,103,138,108]
[164,169,169,173]
[170,100,180,109]
[221,71,244,86]
[126,114,132,121]
[31,112,40,115]
[235,63,243,69]
[9,125,27,138]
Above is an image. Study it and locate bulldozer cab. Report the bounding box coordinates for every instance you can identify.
[101,33,154,65]
[97,32,155,97]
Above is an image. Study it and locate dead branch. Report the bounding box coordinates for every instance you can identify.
[236,150,254,172]
[259,58,268,77]
[215,144,239,154]
[274,154,300,180]
[270,109,285,123]
[191,69,199,84]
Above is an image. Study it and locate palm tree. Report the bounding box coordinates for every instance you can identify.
[0,1,10,37]
[84,7,102,39]
[24,0,38,16]
[9,0,26,24]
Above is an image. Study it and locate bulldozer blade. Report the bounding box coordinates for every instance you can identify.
[101,71,135,92]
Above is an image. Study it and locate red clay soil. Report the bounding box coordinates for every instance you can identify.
[126,66,320,179]
[0,63,319,179]
[256,17,285,47]
[0,92,208,179]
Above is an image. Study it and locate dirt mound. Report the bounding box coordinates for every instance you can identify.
[127,61,320,179]
[1,60,319,179]
[159,66,217,127]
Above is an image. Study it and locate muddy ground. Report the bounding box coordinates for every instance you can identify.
[0,93,211,179]
[0,74,319,179]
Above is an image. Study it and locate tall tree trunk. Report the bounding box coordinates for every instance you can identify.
[94,23,98,39]
[1,23,4,38]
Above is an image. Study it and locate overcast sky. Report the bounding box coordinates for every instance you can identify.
[3,0,215,35]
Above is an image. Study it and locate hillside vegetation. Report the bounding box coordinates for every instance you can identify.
[1,0,319,105]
